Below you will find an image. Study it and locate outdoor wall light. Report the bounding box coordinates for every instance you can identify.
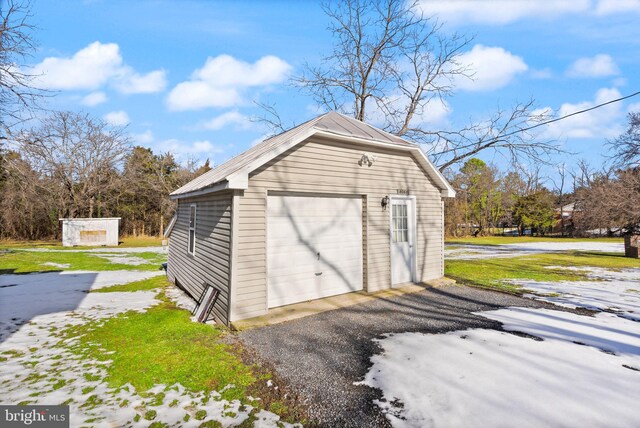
[359,153,377,167]
[381,195,390,209]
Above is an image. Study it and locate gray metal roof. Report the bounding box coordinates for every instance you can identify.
[170,111,450,198]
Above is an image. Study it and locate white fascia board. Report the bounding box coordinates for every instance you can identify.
[169,181,232,200]
[314,130,456,198]
[163,214,177,238]
[410,147,456,198]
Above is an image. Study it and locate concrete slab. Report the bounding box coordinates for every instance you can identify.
[230,278,456,330]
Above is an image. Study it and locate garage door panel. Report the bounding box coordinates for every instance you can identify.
[269,197,361,216]
[267,195,363,308]
[268,219,362,240]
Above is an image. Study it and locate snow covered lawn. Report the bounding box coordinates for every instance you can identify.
[0,270,164,341]
[0,258,298,427]
[362,241,640,427]
[360,309,640,428]
[518,266,640,321]
[446,241,624,260]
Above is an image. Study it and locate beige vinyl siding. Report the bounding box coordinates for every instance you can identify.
[167,191,232,324]
[232,138,443,320]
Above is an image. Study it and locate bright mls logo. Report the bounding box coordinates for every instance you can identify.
[1,405,69,427]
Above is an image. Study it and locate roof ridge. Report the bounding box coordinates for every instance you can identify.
[313,111,418,147]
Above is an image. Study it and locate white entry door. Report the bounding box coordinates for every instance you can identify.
[390,197,415,285]
[267,195,363,308]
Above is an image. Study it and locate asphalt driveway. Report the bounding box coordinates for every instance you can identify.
[238,284,547,427]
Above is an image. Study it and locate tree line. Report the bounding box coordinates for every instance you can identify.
[445,112,640,237]
[0,111,210,240]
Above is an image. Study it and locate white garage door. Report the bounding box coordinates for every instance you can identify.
[267,195,363,308]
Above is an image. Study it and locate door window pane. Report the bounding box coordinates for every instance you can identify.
[392,202,408,243]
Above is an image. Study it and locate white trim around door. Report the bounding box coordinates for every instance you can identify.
[389,195,417,285]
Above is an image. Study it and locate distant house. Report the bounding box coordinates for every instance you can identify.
[553,202,580,234]
[166,112,455,325]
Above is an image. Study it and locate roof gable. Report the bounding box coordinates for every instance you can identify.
[171,111,455,198]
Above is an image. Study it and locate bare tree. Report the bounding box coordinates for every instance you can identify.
[551,163,567,236]
[428,101,559,170]
[575,168,640,237]
[289,0,560,171]
[0,0,43,136]
[608,112,640,168]
[9,111,130,219]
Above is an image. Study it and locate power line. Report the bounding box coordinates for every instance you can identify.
[503,90,640,139]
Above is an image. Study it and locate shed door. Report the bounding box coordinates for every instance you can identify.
[267,195,363,308]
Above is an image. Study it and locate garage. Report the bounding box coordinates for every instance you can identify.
[267,194,363,308]
[168,111,456,324]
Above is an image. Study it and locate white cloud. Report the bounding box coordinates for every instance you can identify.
[202,111,251,130]
[530,68,553,79]
[113,69,167,94]
[166,54,292,111]
[596,0,640,15]
[367,96,451,130]
[418,0,590,25]
[534,87,625,139]
[157,138,225,157]
[628,102,640,113]
[33,42,122,90]
[103,110,130,126]
[417,0,640,25]
[81,91,107,106]
[456,45,528,91]
[132,130,154,144]
[612,77,628,87]
[566,54,619,78]
[32,41,166,94]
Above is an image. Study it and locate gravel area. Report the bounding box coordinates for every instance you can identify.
[238,285,549,427]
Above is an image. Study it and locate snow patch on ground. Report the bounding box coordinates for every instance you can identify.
[41,262,71,268]
[515,267,640,321]
[478,307,640,365]
[165,285,197,313]
[0,270,165,340]
[360,310,640,427]
[446,241,624,260]
[0,302,294,427]
[0,269,295,427]
[92,253,150,265]
[361,261,640,427]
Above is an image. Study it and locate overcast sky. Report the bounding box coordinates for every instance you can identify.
[26,0,640,178]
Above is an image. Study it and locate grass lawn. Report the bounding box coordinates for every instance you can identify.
[0,249,166,274]
[65,300,256,402]
[62,289,306,423]
[446,236,623,246]
[0,235,163,250]
[92,275,168,293]
[446,251,640,293]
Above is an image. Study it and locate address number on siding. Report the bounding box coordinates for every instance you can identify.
[396,189,410,195]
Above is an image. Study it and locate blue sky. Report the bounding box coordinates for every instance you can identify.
[25,0,640,180]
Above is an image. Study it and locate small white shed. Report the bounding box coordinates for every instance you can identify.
[60,218,120,247]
